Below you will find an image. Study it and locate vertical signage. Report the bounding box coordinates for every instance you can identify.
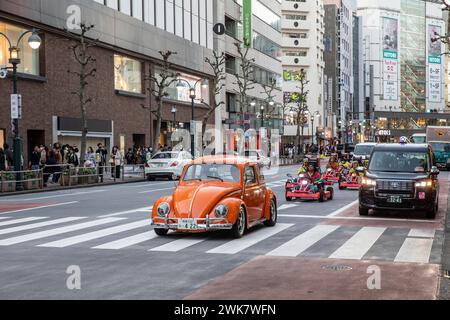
[11,94,22,120]
[243,0,253,48]
[382,17,399,101]
[427,24,443,104]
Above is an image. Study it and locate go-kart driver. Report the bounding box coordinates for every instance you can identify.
[349,161,363,176]
[305,164,323,192]
[298,158,309,175]
[326,156,339,171]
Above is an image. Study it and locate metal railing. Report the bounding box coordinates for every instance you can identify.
[0,164,146,194]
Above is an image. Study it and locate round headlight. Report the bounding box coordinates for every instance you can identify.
[215,205,229,218]
[157,202,170,217]
[302,180,308,185]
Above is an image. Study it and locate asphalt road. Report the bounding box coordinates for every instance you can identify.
[0,165,447,300]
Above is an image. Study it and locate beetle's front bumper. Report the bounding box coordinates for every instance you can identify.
[151,216,233,231]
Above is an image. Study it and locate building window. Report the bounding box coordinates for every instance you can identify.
[114,54,142,93]
[0,22,40,76]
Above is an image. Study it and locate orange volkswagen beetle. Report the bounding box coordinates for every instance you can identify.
[151,156,278,238]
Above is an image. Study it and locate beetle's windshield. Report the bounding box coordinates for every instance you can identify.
[183,164,241,183]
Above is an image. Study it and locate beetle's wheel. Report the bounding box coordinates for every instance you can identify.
[264,200,277,227]
[231,207,246,239]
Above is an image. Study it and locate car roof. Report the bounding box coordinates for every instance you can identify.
[356,143,377,146]
[191,156,257,167]
[373,143,429,152]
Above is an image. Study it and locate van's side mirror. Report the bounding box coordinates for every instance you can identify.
[431,166,440,176]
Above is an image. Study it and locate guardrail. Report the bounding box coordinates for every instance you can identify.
[0,164,146,194]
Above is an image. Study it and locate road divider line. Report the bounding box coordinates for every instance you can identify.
[278,204,298,211]
[0,217,86,236]
[408,229,436,238]
[0,201,79,215]
[278,214,438,223]
[267,225,339,257]
[0,217,47,228]
[394,238,433,263]
[327,200,358,217]
[139,188,175,194]
[99,206,153,218]
[38,219,149,248]
[150,238,207,253]
[19,190,106,201]
[93,231,157,250]
[0,217,124,246]
[329,227,386,260]
[207,223,293,255]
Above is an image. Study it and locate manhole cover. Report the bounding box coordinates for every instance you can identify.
[321,265,353,271]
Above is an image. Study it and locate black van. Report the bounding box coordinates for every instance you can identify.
[359,143,440,219]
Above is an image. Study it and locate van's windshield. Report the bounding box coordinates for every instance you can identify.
[430,142,450,153]
[369,151,430,173]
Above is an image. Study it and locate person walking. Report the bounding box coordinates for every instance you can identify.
[43,150,57,187]
[96,143,108,182]
[52,143,62,183]
[0,148,6,172]
[125,148,134,165]
[29,146,41,171]
[3,143,14,169]
[111,146,123,179]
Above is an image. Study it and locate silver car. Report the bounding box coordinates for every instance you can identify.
[145,151,193,181]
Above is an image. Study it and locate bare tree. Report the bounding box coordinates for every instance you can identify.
[233,43,256,126]
[261,79,278,120]
[200,51,226,136]
[67,23,97,165]
[145,51,179,152]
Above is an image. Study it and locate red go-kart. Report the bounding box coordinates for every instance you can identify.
[338,169,362,190]
[286,174,334,202]
[322,168,340,185]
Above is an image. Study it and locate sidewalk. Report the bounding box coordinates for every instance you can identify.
[438,179,450,299]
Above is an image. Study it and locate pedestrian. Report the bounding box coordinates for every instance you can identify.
[39,145,47,167]
[96,143,108,183]
[110,146,123,179]
[3,143,13,169]
[52,143,62,183]
[85,147,96,167]
[43,150,57,187]
[67,147,79,167]
[0,148,6,172]
[29,146,41,171]
[125,148,134,165]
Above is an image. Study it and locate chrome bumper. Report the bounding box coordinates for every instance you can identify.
[151,216,233,231]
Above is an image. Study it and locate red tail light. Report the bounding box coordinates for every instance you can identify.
[171,162,179,167]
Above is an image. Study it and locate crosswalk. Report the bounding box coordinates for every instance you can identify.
[0,215,441,264]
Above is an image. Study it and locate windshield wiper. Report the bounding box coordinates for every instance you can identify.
[207,176,224,182]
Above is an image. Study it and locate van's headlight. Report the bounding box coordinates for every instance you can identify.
[416,180,433,188]
[215,205,229,218]
[157,202,170,217]
[362,178,376,186]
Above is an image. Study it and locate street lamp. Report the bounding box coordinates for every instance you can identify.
[0,28,41,191]
[176,78,209,158]
[171,107,177,131]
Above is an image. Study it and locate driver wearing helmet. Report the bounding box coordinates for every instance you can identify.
[306,164,323,192]
[298,158,310,175]
[349,161,362,176]
[327,155,339,171]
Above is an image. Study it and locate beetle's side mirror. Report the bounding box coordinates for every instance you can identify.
[431,166,440,176]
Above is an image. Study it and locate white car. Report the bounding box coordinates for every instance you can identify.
[244,150,271,168]
[145,151,193,181]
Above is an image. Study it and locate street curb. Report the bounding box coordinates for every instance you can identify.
[0,178,146,197]
[438,180,450,300]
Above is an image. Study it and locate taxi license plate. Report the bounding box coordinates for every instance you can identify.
[178,219,198,230]
[387,196,402,204]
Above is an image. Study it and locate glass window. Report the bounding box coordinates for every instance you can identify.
[165,0,174,33]
[244,166,256,184]
[183,0,192,40]
[155,0,165,29]
[369,151,430,173]
[144,0,155,25]
[132,0,143,20]
[183,164,242,183]
[0,22,40,76]
[120,0,131,15]
[114,54,142,93]
[175,0,183,37]
[106,0,119,10]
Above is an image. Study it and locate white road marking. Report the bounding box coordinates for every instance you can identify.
[267,225,339,257]
[278,214,437,223]
[329,227,386,260]
[207,223,293,255]
[93,231,158,250]
[0,201,79,215]
[327,200,358,217]
[0,217,47,228]
[150,238,207,253]
[19,190,106,201]
[38,219,150,248]
[0,217,124,246]
[99,206,153,218]
[138,188,175,194]
[408,229,436,238]
[0,217,86,236]
[394,238,434,263]
[278,204,298,211]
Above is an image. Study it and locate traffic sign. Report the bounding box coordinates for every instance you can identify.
[213,23,226,35]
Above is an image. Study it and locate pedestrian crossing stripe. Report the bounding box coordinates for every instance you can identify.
[0,217,440,264]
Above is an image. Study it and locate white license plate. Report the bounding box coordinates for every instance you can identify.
[178,219,198,230]
[387,196,402,204]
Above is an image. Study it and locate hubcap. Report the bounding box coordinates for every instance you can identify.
[238,209,245,235]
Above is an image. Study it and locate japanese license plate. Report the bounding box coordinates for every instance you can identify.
[178,219,198,230]
[387,196,402,204]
